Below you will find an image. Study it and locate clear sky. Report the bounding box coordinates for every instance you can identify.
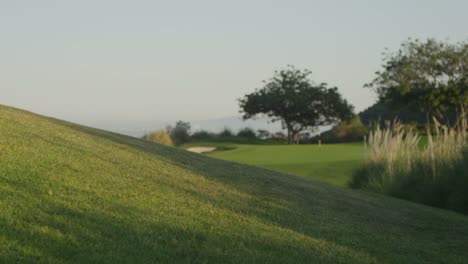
[1,0,467,130]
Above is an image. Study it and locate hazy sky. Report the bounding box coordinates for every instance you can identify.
[1,0,467,129]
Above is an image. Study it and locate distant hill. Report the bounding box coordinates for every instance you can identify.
[1,104,468,263]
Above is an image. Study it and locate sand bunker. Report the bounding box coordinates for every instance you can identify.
[186,147,216,154]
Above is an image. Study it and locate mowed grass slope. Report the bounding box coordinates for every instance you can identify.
[1,105,468,263]
[203,143,363,186]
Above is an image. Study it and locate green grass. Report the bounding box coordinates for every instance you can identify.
[1,105,468,263]
[185,143,364,186]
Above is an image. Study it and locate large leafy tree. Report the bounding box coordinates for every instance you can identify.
[365,38,468,121]
[239,66,354,144]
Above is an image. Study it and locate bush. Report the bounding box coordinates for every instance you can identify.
[237,127,256,138]
[170,121,191,146]
[219,127,233,137]
[191,130,215,141]
[312,116,367,143]
[186,127,282,145]
[350,113,468,214]
[143,130,174,146]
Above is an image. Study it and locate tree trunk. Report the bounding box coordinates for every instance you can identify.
[286,123,301,144]
[292,131,299,144]
[286,125,293,144]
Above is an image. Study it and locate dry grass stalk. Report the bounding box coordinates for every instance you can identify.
[365,108,467,180]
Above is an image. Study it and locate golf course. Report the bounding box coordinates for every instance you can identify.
[185,143,364,186]
[2,105,468,263]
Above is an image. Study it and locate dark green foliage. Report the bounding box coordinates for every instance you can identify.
[239,66,354,144]
[219,127,234,137]
[237,127,257,138]
[366,38,468,119]
[191,130,215,141]
[359,101,459,129]
[359,102,427,126]
[350,149,468,215]
[312,116,368,143]
[188,127,282,145]
[170,120,191,145]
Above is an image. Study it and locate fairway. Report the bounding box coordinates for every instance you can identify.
[196,144,364,186]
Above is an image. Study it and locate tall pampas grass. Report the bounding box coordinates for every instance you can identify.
[365,120,420,174]
[351,108,468,214]
[425,110,467,179]
[143,129,175,146]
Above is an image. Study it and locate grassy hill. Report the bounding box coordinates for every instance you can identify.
[1,105,468,263]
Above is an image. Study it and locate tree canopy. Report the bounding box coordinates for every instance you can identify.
[365,38,468,120]
[239,66,354,144]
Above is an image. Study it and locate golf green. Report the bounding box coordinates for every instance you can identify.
[205,143,364,186]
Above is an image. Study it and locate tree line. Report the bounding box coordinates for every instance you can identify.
[146,38,467,146]
[238,38,467,144]
[144,120,297,146]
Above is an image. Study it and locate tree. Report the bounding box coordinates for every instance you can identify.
[170,121,191,145]
[237,127,257,138]
[191,130,214,141]
[358,102,459,129]
[365,38,468,121]
[218,127,234,137]
[239,66,354,144]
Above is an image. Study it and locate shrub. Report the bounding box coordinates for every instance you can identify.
[350,112,468,214]
[143,130,174,146]
[313,116,367,143]
[237,127,257,138]
[191,130,215,141]
[170,121,191,146]
[219,127,233,137]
